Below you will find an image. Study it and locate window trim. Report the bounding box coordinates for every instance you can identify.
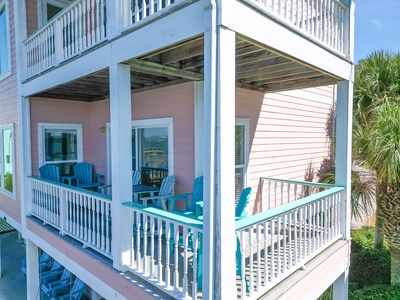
[38,123,83,167]
[106,117,174,184]
[235,118,250,193]
[0,1,11,81]
[0,123,15,198]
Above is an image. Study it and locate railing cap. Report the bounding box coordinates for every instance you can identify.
[235,186,345,231]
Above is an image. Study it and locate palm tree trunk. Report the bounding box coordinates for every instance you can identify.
[391,247,400,286]
[374,180,385,248]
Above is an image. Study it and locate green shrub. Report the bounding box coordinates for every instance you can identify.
[4,172,12,193]
[349,284,400,300]
[351,228,389,253]
[350,248,391,289]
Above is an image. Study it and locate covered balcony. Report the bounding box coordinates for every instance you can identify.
[27,175,345,299]
[22,0,352,82]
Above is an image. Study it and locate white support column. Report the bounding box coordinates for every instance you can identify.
[26,239,39,300]
[109,63,133,270]
[214,26,237,300]
[333,269,349,300]
[202,4,217,298]
[335,80,353,241]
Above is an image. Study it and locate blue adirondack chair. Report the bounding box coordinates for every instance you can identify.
[139,175,175,210]
[51,278,86,300]
[66,162,103,189]
[168,176,203,213]
[98,170,141,195]
[41,269,72,297]
[40,261,64,284]
[21,251,52,276]
[39,165,61,182]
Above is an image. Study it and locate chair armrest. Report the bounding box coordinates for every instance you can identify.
[140,194,172,211]
[58,288,85,300]
[93,173,103,184]
[133,190,158,202]
[167,193,192,211]
[98,184,111,194]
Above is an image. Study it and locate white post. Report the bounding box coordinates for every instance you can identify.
[344,0,355,61]
[214,26,237,299]
[26,239,39,300]
[335,80,353,240]
[333,269,350,300]
[109,63,133,270]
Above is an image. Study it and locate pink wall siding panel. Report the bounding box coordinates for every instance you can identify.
[0,0,21,224]
[26,0,38,36]
[236,86,334,214]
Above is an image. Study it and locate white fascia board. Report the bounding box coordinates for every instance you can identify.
[224,1,353,81]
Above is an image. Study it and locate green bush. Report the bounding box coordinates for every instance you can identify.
[4,172,12,193]
[349,284,400,300]
[350,248,391,289]
[351,228,375,253]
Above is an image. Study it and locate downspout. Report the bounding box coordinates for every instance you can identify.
[202,0,217,298]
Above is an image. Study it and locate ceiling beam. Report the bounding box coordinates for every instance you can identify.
[129,59,204,80]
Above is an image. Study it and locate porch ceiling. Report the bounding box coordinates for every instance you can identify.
[34,36,340,102]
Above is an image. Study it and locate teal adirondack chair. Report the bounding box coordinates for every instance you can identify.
[21,251,52,276]
[50,278,85,300]
[39,165,61,182]
[40,261,64,284]
[140,175,175,210]
[168,176,203,213]
[67,162,103,189]
[235,187,252,293]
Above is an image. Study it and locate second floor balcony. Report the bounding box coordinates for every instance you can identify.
[23,0,352,81]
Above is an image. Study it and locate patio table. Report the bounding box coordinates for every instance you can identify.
[132,184,159,203]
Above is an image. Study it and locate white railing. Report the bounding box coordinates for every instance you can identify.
[235,186,344,299]
[30,177,112,258]
[245,0,350,55]
[259,177,334,210]
[24,0,107,77]
[122,202,203,300]
[121,0,180,28]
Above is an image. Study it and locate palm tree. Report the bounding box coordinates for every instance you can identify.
[353,50,400,285]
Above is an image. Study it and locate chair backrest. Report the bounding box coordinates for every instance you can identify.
[71,278,86,298]
[132,170,141,185]
[48,261,62,272]
[40,252,51,263]
[189,176,203,212]
[235,187,252,219]
[73,162,93,184]
[158,175,175,196]
[39,165,60,182]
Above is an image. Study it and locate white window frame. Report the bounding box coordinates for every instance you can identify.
[106,117,174,184]
[38,123,83,167]
[0,124,15,198]
[0,1,11,81]
[38,0,70,26]
[235,118,250,196]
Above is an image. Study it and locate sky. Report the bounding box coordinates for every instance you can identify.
[354,0,400,63]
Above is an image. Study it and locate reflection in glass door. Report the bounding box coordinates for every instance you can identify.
[132,127,169,187]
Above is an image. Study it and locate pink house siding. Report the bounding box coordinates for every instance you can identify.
[0,0,21,223]
[236,86,334,214]
[30,82,195,195]
[26,0,38,36]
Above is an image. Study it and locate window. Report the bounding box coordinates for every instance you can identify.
[39,123,83,176]
[0,1,10,79]
[106,118,174,188]
[0,124,14,195]
[235,119,249,203]
[39,0,70,25]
